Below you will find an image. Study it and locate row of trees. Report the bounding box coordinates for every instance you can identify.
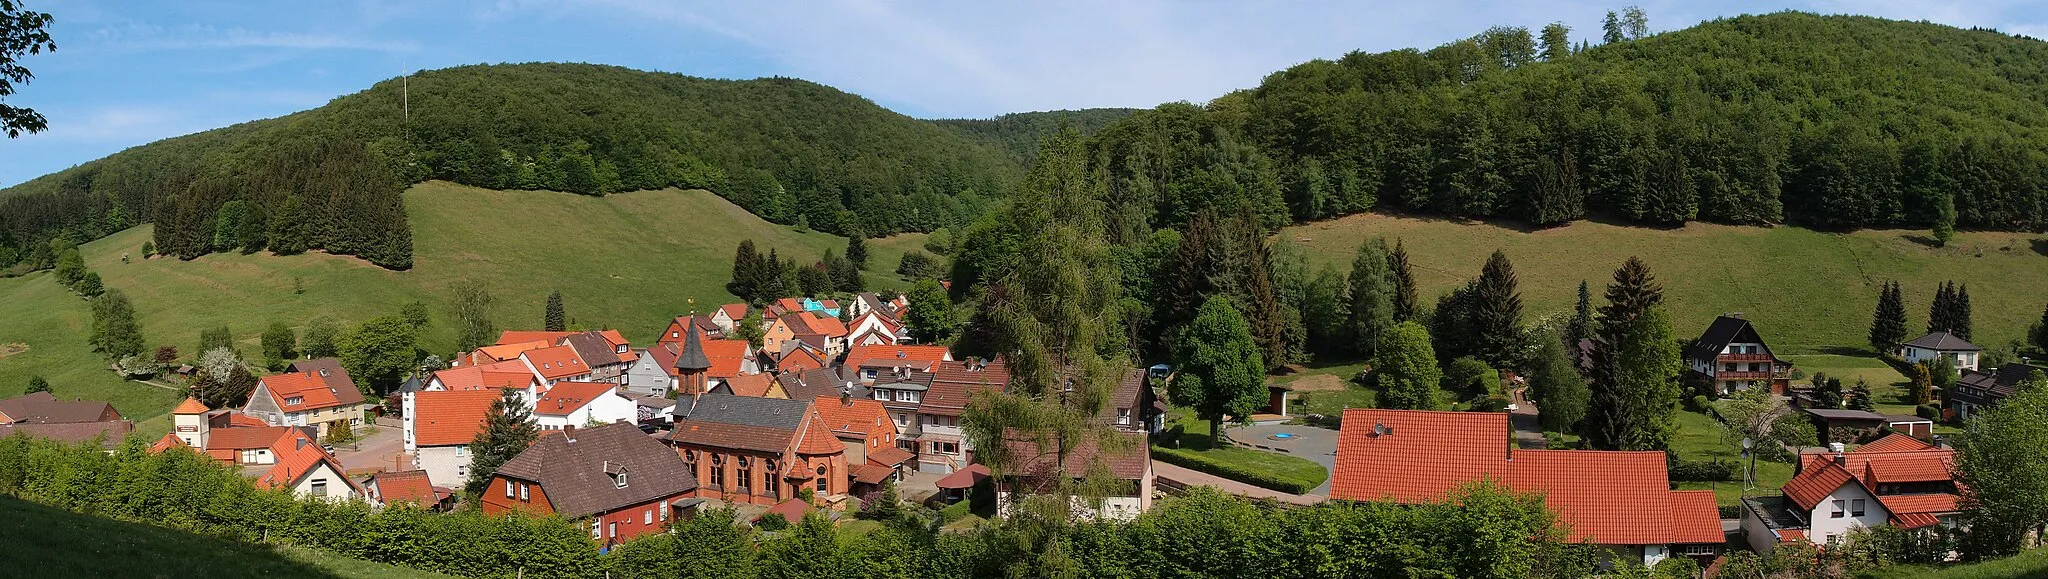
[726,238,867,306]
[1869,279,1978,352]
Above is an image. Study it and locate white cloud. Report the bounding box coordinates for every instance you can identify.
[80,22,417,54]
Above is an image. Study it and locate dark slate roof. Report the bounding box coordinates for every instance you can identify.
[0,392,121,424]
[562,332,624,367]
[1097,369,1151,424]
[674,326,712,372]
[673,393,810,430]
[778,368,869,401]
[0,420,133,448]
[1960,363,2048,400]
[1803,408,1888,421]
[495,422,697,519]
[1685,316,1772,363]
[1903,331,1979,352]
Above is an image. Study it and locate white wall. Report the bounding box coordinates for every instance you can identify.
[1804,481,1889,547]
[291,461,356,501]
[415,445,471,488]
[535,391,637,430]
[1740,504,1781,555]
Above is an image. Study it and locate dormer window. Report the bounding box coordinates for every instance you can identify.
[285,396,304,406]
[613,473,628,489]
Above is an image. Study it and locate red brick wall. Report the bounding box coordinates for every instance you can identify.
[674,444,787,506]
[479,475,553,517]
[592,494,685,546]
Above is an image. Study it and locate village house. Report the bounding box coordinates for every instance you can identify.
[560,331,636,383]
[1950,362,2048,419]
[774,343,831,373]
[1741,434,1959,553]
[1102,369,1167,435]
[1899,331,1981,371]
[845,310,908,347]
[1330,409,1725,567]
[712,372,784,398]
[621,347,675,398]
[521,345,594,387]
[763,311,849,359]
[253,427,363,501]
[483,422,700,548]
[402,389,507,487]
[710,303,749,333]
[913,359,1009,473]
[168,397,312,464]
[664,393,848,507]
[422,360,542,393]
[532,381,637,431]
[0,419,132,449]
[362,469,455,510]
[994,431,1154,522]
[1684,315,1796,395]
[242,359,370,439]
[0,391,123,424]
[658,315,725,346]
[843,344,952,384]
[809,393,913,495]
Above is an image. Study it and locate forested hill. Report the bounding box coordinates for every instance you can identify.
[0,63,1116,270]
[1087,12,2048,234]
[936,108,1141,165]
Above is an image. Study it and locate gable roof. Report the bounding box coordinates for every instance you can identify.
[1958,363,2047,400]
[534,382,618,416]
[285,359,365,405]
[778,368,865,402]
[410,390,505,446]
[844,344,951,371]
[0,391,121,424]
[720,373,777,398]
[776,347,828,373]
[473,340,551,364]
[256,371,355,413]
[495,422,698,518]
[718,303,748,321]
[561,332,625,367]
[523,346,590,379]
[431,361,538,391]
[255,429,359,494]
[368,470,439,506]
[810,396,892,440]
[1002,431,1150,481]
[1684,315,1778,363]
[667,394,815,454]
[498,331,578,346]
[0,420,132,448]
[1856,432,1934,453]
[1331,409,1721,546]
[1903,331,1979,352]
[800,313,847,338]
[701,339,751,377]
[1784,447,1959,513]
[204,425,302,451]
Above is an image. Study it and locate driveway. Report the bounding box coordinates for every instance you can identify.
[1227,422,1339,496]
[336,423,405,475]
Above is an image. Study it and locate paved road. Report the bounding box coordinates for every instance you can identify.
[1227,423,1339,496]
[336,423,405,475]
[1154,461,1324,505]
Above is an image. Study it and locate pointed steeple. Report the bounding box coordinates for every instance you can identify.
[675,325,712,373]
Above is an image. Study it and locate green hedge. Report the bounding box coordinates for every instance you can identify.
[1151,446,1319,495]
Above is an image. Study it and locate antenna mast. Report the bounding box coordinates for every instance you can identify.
[402,68,410,123]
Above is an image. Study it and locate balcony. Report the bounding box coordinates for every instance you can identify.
[1719,353,1774,363]
[1714,371,1781,381]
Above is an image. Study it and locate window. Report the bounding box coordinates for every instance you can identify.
[1117,408,1131,425]
[614,473,628,489]
[1723,363,1737,372]
[1831,500,1846,518]
[897,413,908,425]
[710,460,725,487]
[659,507,669,522]
[310,479,328,497]
[738,457,752,493]
[519,483,530,501]
[1851,498,1866,517]
[506,480,516,498]
[591,521,602,539]
[455,446,467,457]
[457,465,469,477]
[286,396,304,406]
[873,391,888,401]
[644,510,653,525]
[764,460,780,497]
[816,477,827,492]
[608,521,617,538]
[1683,545,1716,556]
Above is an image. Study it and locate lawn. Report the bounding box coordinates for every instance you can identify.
[1670,409,1794,507]
[1160,412,1330,493]
[1282,214,2048,354]
[0,182,921,421]
[1860,548,2048,579]
[0,495,448,578]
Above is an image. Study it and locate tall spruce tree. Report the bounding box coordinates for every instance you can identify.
[1567,280,1594,347]
[1471,250,1525,369]
[728,240,763,303]
[543,290,566,332]
[1930,281,1956,336]
[1228,212,1288,369]
[1870,280,1908,353]
[466,387,538,496]
[1345,239,1394,358]
[1581,257,1682,451]
[1532,327,1590,433]
[1162,211,1220,332]
[846,233,868,269]
[2033,302,2048,356]
[1388,239,1419,323]
[1955,284,1974,342]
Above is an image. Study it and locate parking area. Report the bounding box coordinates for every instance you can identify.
[1226,423,1339,495]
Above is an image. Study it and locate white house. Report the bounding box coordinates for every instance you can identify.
[402,389,513,487]
[1899,331,1980,371]
[1741,434,1960,554]
[994,432,1153,522]
[252,428,362,501]
[532,381,636,431]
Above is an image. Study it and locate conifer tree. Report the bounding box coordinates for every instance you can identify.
[1581,257,1681,451]
[1388,240,1419,323]
[1848,378,1875,411]
[2032,302,2048,356]
[1532,327,1589,432]
[846,233,868,269]
[728,240,762,303]
[466,387,538,496]
[1954,284,1973,342]
[761,248,786,299]
[1930,281,1956,336]
[544,290,566,332]
[1346,239,1394,358]
[1909,363,1935,406]
[1229,212,1288,369]
[1567,280,1593,347]
[1870,280,1908,353]
[1472,250,1524,369]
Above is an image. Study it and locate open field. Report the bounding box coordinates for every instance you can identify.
[0,495,446,578]
[0,182,921,422]
[1283,214,2048,354]
[1861,548,2048,579]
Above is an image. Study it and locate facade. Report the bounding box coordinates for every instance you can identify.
[663,393,848,506]
[845,310,907,347]
[560,331,636,383]
[1330,409,1725,567]
[532,381,637,431]
[711,303,748,333]
[809,394,912,492]
[621,347,674,398]
[994,432,1154,521]
[915,359,1010,473]
[253,428,362,501]
[1684,315,1796,395]
[1104,369,1167,435]
[1899,331,1981,371]
[1951,363,2048,419]
[402,389,509,486]
[521,345,594,387]
[1741,433,1959,554]
[483,422,700,548]
[658,315,725,346]
[243,364,369,438]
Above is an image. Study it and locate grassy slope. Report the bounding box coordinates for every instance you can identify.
[1862,548,2048,579]
[1283,213,2048,353]
[0,182,922,431]
[0,495,446,579]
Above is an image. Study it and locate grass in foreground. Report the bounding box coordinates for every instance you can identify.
[0,495,446,579]
[1859,548,2048,579]
[0,182,923,421]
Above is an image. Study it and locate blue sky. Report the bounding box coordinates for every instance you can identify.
[3,0,2045,187]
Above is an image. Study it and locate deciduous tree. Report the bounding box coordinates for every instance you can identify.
[260,322,297,370]
[336,315,418,394]
[1169,296,1268,442]
[1952,375,2048,559]
[902,278,955,344]
[1531,328,1589,433]
[451,281,495,353]
[1375,321,1443,410]
[0,1,56,138]
[1345,238,1394,358]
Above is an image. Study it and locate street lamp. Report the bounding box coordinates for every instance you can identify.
[1740,437,1756,491]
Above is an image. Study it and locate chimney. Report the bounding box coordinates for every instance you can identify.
[564,425,577,443]
[841,382,852,404]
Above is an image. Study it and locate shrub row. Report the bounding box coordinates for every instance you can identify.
[1150,445,1319,495]
[1669,458,1739,482]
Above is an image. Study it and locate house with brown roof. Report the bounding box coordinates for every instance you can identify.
[764,311,849,359]
[843,344,952,384]
[402,389,509,487]
[711,303,749,334]
[0,391,123,424]
[243,360,369,439]
[810,394,912,494]
[994,431,1154,521]
[1951,363,2048,420]
[1899,331,1981,371]
[1684,315,1796,395]
[484,422,700,548]
[0,420,133,449]
[1331,409,1725,567]
[891,359,1010,474]
[1102,369,1166,435]
[663,393,848,506]
[1741,434,1959,554]
[364,469,455,510]
[775,342,830,374]
[253,427,362,501]
[658,315,726,346]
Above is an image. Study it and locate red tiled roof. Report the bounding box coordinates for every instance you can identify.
[149,432,187,453]
[1782,456,1858,511]
[173,398,211,415]
[255,429,358,495]
[432,361,537,391]
[1879,493,1958,516]
[792,408,847,456]
[851,464,894,485]
[778,348,828,373]
[1857,432,1934,453]
[719,303,748,321]
[1892,511,1943,529]
[534,381,616,416]
[226,413,270,428]
[1778,529,1807,543]
[1858,452,1955,485]
[722,373,776,398]
[411,390,504,446]
[204,426,297,450]
[371,470,438,506]
[702,339,751,378]
[763,498,810,524]
[1330,410,1511,503]
[931,359,1010,389]
[523,346,589,380]
[845,344,950,371]
[1666,490,1728,544]
[258,371,347,413]
[1503,449,1674,544]
[868,446,914,468]
[475,340,550,363]
[498,331,577,345]
[1002,431,1149,481]
[934,464,990,489]
[810,396,891,439]
[802,313,847,338]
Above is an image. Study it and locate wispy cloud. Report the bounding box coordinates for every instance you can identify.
[80,23,417,54]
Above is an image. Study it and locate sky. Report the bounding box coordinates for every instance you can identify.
[3,0,2046,187]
